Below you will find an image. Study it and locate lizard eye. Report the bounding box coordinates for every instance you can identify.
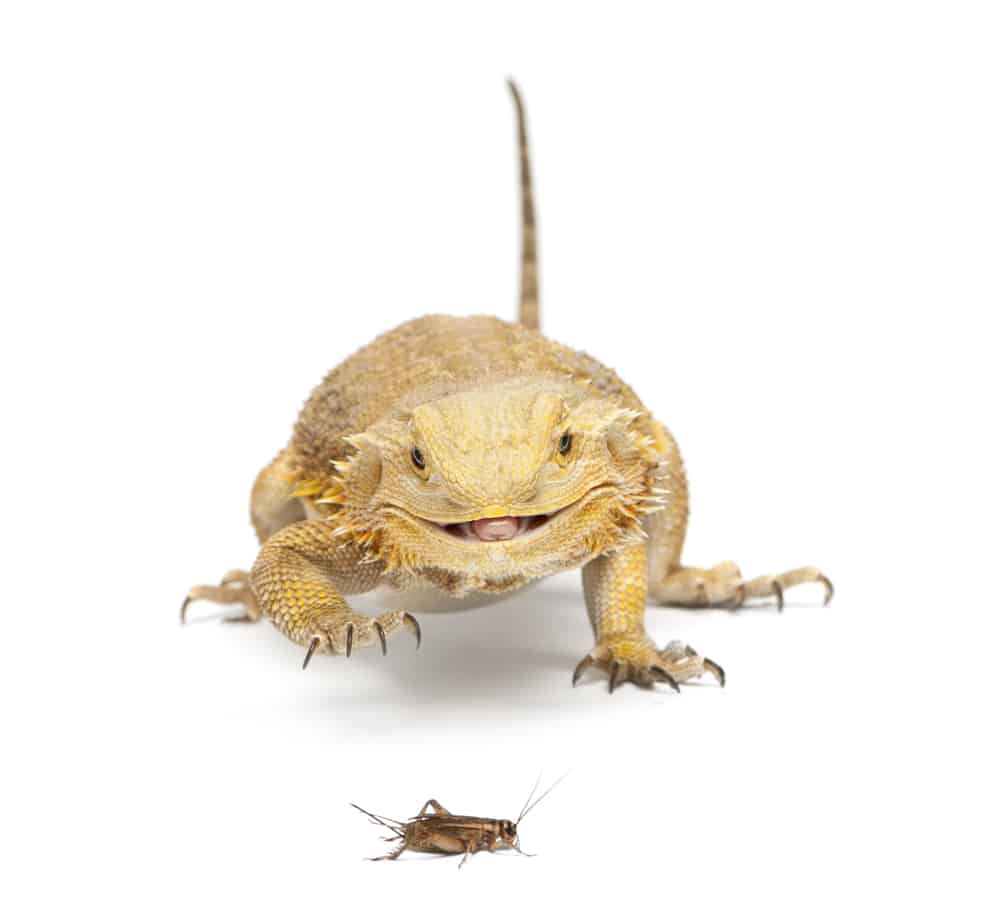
[558,432,573,455]
[410,446,426,470]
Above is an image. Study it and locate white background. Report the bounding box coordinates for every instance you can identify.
[2,2,997,918]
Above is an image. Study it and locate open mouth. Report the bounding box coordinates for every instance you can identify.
[395,487,610,545]
[442,514,550,543]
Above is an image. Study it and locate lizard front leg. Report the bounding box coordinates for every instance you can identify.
[250,520,421,667]
[576,541,724,693]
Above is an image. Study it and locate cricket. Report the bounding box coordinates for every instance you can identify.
[352,775,565,867]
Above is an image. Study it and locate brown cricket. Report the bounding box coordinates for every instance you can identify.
[352,775,565,867]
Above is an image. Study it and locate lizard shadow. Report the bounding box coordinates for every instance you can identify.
[189,572,788,732]
[298,577,595,719]
[295,575,785,718]
[222,573,783,737]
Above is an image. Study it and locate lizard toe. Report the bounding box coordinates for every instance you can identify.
[572,636,723,692]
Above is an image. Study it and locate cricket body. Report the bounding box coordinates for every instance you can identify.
[183,80,832,691]
[351,777,562,866]
[353,801,520,868]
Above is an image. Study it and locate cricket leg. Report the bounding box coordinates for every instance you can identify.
[371,842,408,861]
[417,800,452,817]
[576,541,724,693]
[410,830,470,861]
[250,520,422,666]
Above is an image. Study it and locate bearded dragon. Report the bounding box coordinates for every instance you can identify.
[182,81,832,692]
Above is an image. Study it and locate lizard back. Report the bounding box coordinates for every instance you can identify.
[290,313,648,482]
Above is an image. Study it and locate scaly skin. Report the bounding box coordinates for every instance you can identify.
[184,81,832,691]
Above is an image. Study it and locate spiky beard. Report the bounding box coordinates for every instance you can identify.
[292,447,669,597]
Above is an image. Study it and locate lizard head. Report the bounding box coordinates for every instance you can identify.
[323,381,664,593]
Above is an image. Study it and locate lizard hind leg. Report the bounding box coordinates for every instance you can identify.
[181,569,261,624]
[651,561,833,611]
[642,422,832,612]
[182,450,305,625]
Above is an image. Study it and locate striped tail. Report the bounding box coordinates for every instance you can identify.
[507,79,540,331]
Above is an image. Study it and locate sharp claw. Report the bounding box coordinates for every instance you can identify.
[650,665,681,693]
[702,657,726,688]
[608,661,623,693]
[375,621,387,656]
[819,574,834,606]
[180,596,192,625]
[345,623,354,658]
[728,584,746,611]
[302,636,320,670]
[403,612,421,649]
[572,654,593,687]
[772,580,785,612]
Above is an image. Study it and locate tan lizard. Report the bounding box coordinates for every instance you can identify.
[182,81,832,692]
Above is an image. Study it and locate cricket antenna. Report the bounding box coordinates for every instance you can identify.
[516,773,542,825]
[516,772,569,825]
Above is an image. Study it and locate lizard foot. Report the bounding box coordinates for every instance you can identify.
[181,569,261,624]
[299,610,421,669]
[653,561,833,611]
[572,635,724,693]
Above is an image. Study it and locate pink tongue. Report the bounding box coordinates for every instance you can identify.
[471,517,520,541]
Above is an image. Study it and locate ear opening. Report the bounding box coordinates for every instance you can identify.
[338,433,384,500]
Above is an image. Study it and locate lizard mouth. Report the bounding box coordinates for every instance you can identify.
[389,486,613,545]
[441,514,550,543]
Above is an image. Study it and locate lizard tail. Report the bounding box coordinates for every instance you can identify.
[508,78,540,331]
